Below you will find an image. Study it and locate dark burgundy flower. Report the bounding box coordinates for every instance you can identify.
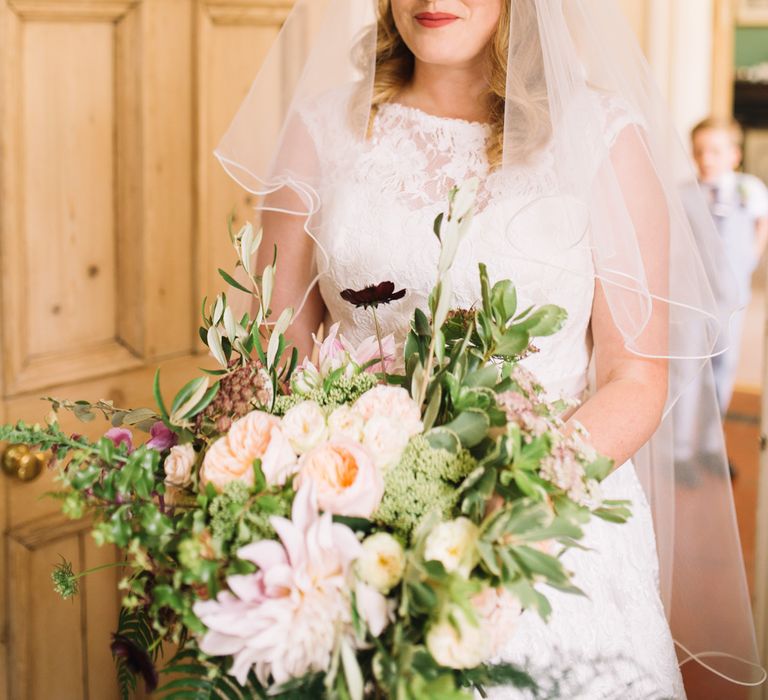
[340,281,406,309]
[111,634,158,693]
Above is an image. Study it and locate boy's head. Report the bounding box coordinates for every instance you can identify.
[691,117,744,183]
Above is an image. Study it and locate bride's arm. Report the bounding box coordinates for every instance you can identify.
[259,203,326,362]
[255,113,327,362]
[567,126,670,467]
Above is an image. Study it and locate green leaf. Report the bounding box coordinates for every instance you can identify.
[184,383,220,419]
[491,279,518,321]
[153,369,170,420]
[267,307,293,368]
[443,409,489,448]
[433,275,453,329]
[170,377,209,418]
[252,459,267,493]
[218,267,252,295]
[422,384,442,432]
[432,211,444,240]
[207,326,228,367]
[494,328,530,357]
[464,365,500,388]
[512,545,571,587]
[514,305,568,337]
[585,455,614,481]
[479,263,492,314]
[262,265,274,313]
[425,427,461,454]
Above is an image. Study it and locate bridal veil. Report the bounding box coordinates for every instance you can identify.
[214,0,764,687]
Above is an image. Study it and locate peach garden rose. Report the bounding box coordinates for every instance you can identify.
[200,411,297,491]
[296,439,384,518]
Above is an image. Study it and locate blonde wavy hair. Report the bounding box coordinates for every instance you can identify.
[367,0,551,166]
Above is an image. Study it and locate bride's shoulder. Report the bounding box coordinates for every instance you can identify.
[586,87,647,146]
[294,83,362,150]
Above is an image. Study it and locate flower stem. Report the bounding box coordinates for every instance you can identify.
[75,560,129,579]
[417,332,437,410]
[371,306,386,373]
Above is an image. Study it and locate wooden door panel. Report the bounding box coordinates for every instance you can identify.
[196,0,294,322]
[1,0,145,397]
[8,515,121,700]
[1,0,294,696]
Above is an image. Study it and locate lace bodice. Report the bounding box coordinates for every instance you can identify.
[298,93,685,699]
[301,93,638,399]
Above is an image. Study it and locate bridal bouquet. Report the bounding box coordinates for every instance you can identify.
[0,180,629,699]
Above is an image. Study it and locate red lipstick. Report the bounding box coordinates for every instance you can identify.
[415,12,459,28]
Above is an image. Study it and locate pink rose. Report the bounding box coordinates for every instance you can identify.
[200,411,297,492]
[296,440,383,517]
[345,334,397,374]
[471,587,522,657]
[104,427,134,453]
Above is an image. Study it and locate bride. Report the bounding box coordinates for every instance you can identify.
[215,0,762,697]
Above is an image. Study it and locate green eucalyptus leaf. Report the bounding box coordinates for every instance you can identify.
[586,455,614,481]
[494,328,530,357]
[514,305,568,337]
[464,365,500,388]
[443,409,489,448]
[491,279,518,321]
[425,427,461,454]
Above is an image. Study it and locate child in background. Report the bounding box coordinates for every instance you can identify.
[691,117,768,416]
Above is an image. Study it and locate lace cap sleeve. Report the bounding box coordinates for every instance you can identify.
[593,90,647,147]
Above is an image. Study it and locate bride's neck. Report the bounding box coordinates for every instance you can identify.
[396,59,490,124]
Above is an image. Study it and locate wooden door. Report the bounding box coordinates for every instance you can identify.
[0,0,293,697]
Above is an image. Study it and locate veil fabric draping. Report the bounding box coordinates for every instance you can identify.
[215,0,763,687]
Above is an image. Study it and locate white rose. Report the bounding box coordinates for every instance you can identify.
[327,405,365,442]
[164,443,196,487]
[426,606,489,669]
[424,518,480,578]
[362,415,410,470]
[352,386,423,437]
[357,532,406,593]
[281,401,328,455]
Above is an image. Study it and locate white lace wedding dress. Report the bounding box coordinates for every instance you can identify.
[300,94,686,699]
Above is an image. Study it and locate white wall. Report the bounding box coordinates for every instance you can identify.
[618,0,714,143]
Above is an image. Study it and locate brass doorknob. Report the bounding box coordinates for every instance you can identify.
[1,444,46,482]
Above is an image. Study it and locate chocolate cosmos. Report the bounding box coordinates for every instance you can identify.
[340,281,406,309]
